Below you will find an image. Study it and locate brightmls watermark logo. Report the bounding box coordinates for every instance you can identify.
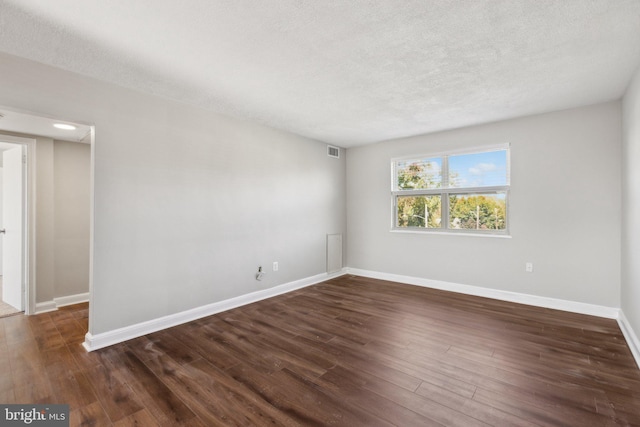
[0,405,69,426]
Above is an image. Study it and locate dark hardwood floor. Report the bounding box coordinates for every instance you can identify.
[1,275,639,426]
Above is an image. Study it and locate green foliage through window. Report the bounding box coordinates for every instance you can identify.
[397,196,442,228]
[392,147,509,234]
[449,194,506,230]
[396,158,442,190]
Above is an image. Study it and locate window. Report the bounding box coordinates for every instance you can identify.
[392,145,510,235]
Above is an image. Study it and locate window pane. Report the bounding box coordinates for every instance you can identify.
[449,150,508,188]
[396,158,442,190]
[397,195,442,228]
[449,193,506,230]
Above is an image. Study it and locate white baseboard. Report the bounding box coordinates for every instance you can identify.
[618,311,640,369]
[34,301,57,314]
[83,269,347,352]
[55,292,90,308]
[34,292,91,314]
[347,268,620,319]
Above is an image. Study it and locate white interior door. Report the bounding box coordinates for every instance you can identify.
[2,145,24,310]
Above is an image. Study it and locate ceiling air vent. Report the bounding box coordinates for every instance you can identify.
[327,145,340,159]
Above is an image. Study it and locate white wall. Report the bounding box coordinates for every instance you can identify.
[0,166,3,276]
[347,102,621,307]
[622,64,640,335]
[36,137,55,303]
[0,52,346,335]
[54,140,90,298]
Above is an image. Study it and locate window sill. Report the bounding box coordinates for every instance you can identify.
[390,229,512,238]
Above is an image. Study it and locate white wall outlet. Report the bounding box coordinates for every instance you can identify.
[273,261,279,271]
[525,262,533,273]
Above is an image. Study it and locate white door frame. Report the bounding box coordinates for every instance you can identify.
[0,134,36,315]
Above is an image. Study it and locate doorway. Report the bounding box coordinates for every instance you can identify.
[0,109,92,317]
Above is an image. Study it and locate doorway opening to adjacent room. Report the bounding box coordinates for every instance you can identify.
[0,109,94,319]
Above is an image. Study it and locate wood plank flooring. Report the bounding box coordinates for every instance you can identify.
[1,275,639,426]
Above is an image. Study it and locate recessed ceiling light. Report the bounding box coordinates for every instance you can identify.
[54,123,77,130]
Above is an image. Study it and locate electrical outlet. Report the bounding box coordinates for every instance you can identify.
[525,262,533,273]
[273,261,279,272]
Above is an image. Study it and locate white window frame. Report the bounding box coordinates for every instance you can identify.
[391,144,510,236]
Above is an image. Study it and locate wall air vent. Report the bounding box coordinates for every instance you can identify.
[327,145,340,158]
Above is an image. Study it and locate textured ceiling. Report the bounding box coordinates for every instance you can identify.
[1,0,639,147]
